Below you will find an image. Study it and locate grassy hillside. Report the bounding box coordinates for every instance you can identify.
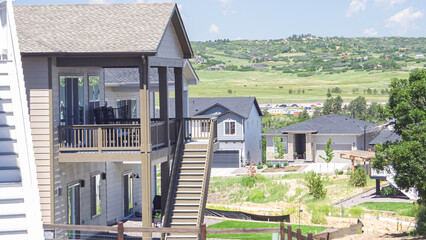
[189,36,425,103]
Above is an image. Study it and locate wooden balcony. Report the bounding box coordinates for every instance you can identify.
[58,120,177,163]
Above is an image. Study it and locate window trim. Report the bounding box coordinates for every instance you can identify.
[224,120,236,136]
[90,173,102,218]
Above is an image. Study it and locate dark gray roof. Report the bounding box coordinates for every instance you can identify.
[189,97,262,119]
[264,115,377,135]
[14,3,192,57]
[369,129,401,145]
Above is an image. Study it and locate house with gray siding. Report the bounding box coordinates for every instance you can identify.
[188,97,263,167]
[263,115,378,163]
[13,3,216,238]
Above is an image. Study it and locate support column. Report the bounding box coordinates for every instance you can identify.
[139,56,152,239]
[158,67,170,215]
[376,179,381,195]
[174,67,184,121]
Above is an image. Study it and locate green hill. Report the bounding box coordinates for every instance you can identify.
[189,36,425,103]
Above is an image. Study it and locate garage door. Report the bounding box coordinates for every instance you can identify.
[213,151,240,168]
[315,144,352,163]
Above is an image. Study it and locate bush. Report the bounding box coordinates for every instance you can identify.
[275,163,281,168]
[246,188,265,202]
[349,207,364,218]
[267,163,273,168]
[350,165,367,187]
[304,171,326,199]
[381,186,393,197]
[311,210,327,224]
[257,165,263,169]
[416,205,426,236]
[241,176,257,188]
[283,162,288,167]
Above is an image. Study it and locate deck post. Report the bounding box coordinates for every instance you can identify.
[200,224,207,240]
[307,232,313,240]
[159,66,170,215]
[174,67,183,121]
[280,222,285,240]
[140,56,152,239]
[287,225,292,239]
[117,222,124,240]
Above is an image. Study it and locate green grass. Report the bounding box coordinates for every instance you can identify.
[189,69,410,103]
[207,220,326,240]
[357,202,418,217]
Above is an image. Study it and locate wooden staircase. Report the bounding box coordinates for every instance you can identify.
[164,118,217,240]
[0,1,44,239]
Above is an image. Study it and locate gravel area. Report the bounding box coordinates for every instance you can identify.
[335,187,414,208]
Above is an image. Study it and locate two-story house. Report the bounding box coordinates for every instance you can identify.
[14,3,217,238]
[188,97,262,167]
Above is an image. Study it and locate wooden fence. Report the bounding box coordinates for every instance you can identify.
[43,221,363,240]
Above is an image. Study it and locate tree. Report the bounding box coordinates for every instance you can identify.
[273,135,286,161]
[373,69,426,204]
[348,96,367,119]
[319,138,334,171]
[298,109,310,120]
[322,96,343,115]
[304,171,326,199]
[227,89,233,94]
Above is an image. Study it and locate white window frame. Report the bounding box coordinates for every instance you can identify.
[224,120,236,136]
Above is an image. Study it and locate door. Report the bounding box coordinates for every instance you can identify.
[123,174,133,217]
[295,134,306,159]
[67,184,81,239]
[213,150,240,168]
[60,76,85,125]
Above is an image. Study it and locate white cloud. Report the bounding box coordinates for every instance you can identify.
[89,0,107,4]
[217,0,232,6]
[346,0,368,17]
[375,0,405,8]
[209,24,219,34]
[364,27,378,36]
[385,7,423,35]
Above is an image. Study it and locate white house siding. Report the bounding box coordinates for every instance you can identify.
[217,112,244,141]
[243,104,262,165]
[104,86,140,117]
[22,57,52,223]
[156,22,183,59]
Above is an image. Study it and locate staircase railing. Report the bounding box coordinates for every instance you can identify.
[196,117,217,226]
[163,119,185,228]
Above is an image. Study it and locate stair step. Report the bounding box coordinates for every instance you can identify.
[182,157,206,162]
[170,222,197,225]
[184,144,207,150]
[0,138,17,153]
[182,155,206,158]
[175,199,201,205]
[181,162,205,168]
[0,215,28,232]
[175,197,201,200]
[177,185,202,188]
[167,235,198,239]
[181,167,204,170]
[172,209,198,213]
[172,216,197,219]
[0,201,25,216]
[0,88,12,99]
[0,167,21,183]
[0,112,14,125]
[178,179,202,182]
[0,152,18,168]
[176,191,201,194]
[0,184,24,200]
[181,161,205,164]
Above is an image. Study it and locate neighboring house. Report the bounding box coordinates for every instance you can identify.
[188,97,263,167]
[14,3,208,236]
[263,115,378,162]
[415,53,425,59]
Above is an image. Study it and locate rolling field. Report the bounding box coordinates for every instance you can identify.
[189,69,410,104]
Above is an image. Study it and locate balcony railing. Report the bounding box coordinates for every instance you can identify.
[59,120,177,152]
[184,117,218,140]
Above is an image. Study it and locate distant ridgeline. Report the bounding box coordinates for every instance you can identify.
[190,36,426,73]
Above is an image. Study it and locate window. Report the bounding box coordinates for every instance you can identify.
[224,121,236,135]
[91,174,101,217]
[117,99,137,118]
[88,76,100,102]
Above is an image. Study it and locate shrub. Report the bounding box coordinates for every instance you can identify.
[241,176,257,188]
[311,210,327,224]
[416,205,426,236]
[381,186,393,197]
[350,165,367,187]
[304,171,326,199]
[283,162,288,167]
[257,165,263,169]
[246,189,265,202]
[335,169,344,175]
[275,163,281,168]
[267,163,273,168]
[349,207,364,218]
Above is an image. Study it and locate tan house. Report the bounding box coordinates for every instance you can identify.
[14,3,217,239]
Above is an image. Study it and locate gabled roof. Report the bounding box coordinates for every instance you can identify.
[189,97,262,119]
[369,129,401,145]
[14,3,193,57]
[264,114,377,135]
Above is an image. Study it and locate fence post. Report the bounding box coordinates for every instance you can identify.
[287,225,292,240]
[117,222,124,240]
[97,127,102,152]
[280,222,285,240]
[307,232,313,240]
[320,238,325,240]
[297,228,302,240]
[200,224,207,240]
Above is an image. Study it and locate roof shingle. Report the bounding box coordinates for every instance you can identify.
[14,3,175,54]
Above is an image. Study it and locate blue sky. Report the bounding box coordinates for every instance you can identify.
[14,0,426,41]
